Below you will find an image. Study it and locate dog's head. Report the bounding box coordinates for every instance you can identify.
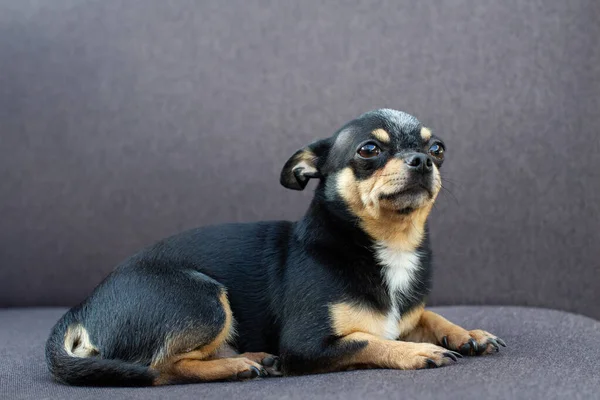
[281,109,445,250]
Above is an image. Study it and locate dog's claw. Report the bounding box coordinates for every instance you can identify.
[459,343,470,355]
[262,356,278,367]
[449,350,462,358]
[469,338,478,354]
[238,366,261,380]
[487,339,500,353]
[441,336,449,348]
[443,352,458,362]
[496,337,507,347]
[460,338,479,355]
[426,359,438,368]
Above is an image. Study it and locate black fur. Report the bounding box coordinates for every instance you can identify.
[46,108,445,385]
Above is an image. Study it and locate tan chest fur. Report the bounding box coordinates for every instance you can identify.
[329,302,424,339]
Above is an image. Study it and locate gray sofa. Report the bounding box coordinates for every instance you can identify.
[1,1,599,399]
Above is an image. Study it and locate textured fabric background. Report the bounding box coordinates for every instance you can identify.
[2,306,600,400]
[0,1,599,317]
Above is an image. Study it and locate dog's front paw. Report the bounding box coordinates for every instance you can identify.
[440,329,506,356]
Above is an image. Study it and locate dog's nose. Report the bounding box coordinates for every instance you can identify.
[405,153,433,173]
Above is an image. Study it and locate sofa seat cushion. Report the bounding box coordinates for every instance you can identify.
[1,306,599,400]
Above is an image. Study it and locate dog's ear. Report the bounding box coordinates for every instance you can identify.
[280,138,331,190]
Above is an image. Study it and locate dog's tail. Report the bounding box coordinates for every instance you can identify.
[45,315,157,387]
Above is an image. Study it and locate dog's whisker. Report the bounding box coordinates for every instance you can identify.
[440,185,459,205]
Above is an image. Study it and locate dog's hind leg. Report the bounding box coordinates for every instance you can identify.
[209,343,283,377]
[155,357,267,384]
[151,290,280,384]
[152,290,255,384]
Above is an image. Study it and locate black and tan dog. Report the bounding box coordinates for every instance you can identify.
[46,109,505,386]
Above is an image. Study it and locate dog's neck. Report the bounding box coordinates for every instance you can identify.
[358,205,431,252]
[295,189,429,255]
[295,194,371,249]
[295,190,428,256]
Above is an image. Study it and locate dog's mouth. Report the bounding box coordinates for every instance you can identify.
[378,183,433,214]
[379,183,433,201]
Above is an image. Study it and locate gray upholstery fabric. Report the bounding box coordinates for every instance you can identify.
[1,306,599,400]
[1,1,599,318]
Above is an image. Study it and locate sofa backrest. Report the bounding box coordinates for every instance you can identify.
[1,0,599,319]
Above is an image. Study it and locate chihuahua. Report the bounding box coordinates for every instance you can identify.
[46,109,505,386]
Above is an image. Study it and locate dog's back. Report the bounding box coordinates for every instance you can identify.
[46,221,293,386]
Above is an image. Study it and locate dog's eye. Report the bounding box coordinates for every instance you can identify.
[429,143,444,159]
[357,143,381,159]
